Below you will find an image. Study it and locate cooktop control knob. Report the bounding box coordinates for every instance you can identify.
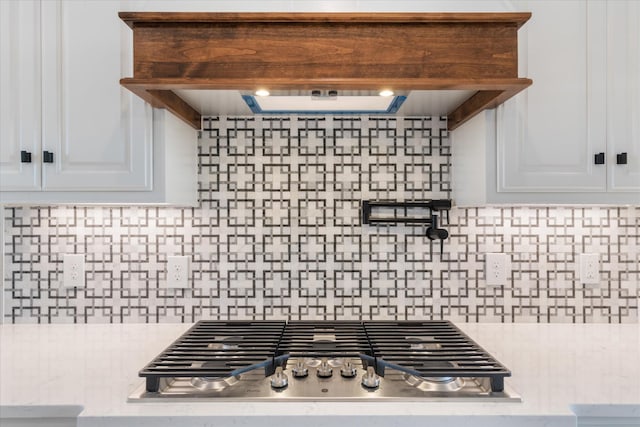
[361,366,380,389]
[292,360,308,378]
[340,360,357,378]
[317,358,333,378]
[270,366,288,389]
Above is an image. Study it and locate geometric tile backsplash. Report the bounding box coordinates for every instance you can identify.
[3,116,639,324]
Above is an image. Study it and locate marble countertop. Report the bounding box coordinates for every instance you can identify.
[1,323,639,427]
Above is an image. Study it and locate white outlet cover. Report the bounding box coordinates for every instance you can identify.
[485,253,509,287]
[62,253,85,289]
[167,256,189,289]
[579,253,600,286]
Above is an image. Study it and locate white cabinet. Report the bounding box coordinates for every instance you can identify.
[497,1,607,193]
[39,0,151,192]
[607,0,640,192]
[453,0,640,205]
[0,0,197,205]
[0,0,41,191]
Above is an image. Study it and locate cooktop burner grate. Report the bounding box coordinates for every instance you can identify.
[362,321,511,392]
[276,321,373,359]
[138,320,511,393]
[140,321,286,392]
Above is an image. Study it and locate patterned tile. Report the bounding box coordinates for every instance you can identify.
[2,116,639,323]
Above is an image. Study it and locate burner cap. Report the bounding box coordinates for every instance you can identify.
[207,336,241,350]
[403,374,465,392]
[404,336,441,351]
[313,333,336,342]
[190,375,240,391]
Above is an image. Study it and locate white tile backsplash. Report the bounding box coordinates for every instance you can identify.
[3,116,639,323]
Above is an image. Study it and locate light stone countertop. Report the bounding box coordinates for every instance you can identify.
[1,323,639,427]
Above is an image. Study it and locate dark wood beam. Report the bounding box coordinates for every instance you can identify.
[145,90,201,129]
[121,80,201,129]
[448,90,505,131]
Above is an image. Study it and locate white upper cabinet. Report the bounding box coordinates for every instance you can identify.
[497,1,607,193]
[0,0,197,205]
[454,0,640,205]
[39,0,151,191]
[0,0,41,191]
[607,1,640,192]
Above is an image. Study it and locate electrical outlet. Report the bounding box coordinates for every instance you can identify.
[580,253,600,286]
[62,254,84,288]
[167,256,189,289]
[485,253,508,286]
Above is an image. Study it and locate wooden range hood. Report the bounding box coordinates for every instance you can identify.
[119,12,532,131]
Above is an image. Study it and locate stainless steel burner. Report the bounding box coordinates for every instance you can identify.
[312,333,336,342]
[207,336,240,350]
[405,336,441,351]
[190,375,240,391]
[305,358,344,368]
[403,374,465,392]
[190,361,241,381]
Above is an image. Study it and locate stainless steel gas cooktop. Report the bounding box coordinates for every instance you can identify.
[128,321,520,402]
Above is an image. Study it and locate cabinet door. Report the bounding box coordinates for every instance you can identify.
[496,0,607,192]
[40,0,152,191]
[0,0,41,191]
[608,0,640,192]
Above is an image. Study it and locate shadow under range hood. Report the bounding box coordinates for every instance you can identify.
[119,12,532,131]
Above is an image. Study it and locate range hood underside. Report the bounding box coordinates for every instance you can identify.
[175,89,476,117]
[119,12,532,131]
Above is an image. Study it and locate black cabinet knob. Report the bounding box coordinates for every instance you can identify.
[616,152,628,165]
[594,152,605,165]
[43,151,54,163]
[20,150,32,163]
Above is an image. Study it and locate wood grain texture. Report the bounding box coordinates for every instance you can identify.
[145,90,201,129]
[119,12,532,130]
[132,23,519,80]
[122,83,201,128]
[448,90,505,130]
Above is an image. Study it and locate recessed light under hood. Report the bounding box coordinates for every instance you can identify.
[242,90,407,115]
[119,12,532,131]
